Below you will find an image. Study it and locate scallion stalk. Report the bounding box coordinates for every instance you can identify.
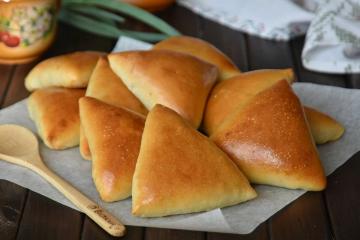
[59,0,181,42]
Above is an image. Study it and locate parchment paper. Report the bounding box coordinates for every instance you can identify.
[0,37,359,234]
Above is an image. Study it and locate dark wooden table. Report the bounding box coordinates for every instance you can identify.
[1,5,360,240]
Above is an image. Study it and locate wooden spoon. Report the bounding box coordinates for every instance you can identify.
[0,124,125,237]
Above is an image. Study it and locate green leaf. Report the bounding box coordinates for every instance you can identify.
[61,0,181,36]
[59,13,117,38]
[59,9,169,41]
[67,4,125,24]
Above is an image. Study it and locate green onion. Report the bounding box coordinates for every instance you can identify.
[59,10,118,38]
[59,10,169,41]
[59,0,181,42]
[67,4,125,24]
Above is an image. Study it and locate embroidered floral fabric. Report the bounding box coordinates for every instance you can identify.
[303,0,360,73]
[177,0,360,73]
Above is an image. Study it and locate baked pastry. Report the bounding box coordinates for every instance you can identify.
[203,69,344,144]
[85,57,148,114]
[79,97,145,202]
[203,69,295,135]
[305,107,345,144]
[80,56,148,160]
[27,88,85,149]
[79,126,91,160]
[25,51,105,91]
[211,80,326,191]
[132,104,256,217]
[108,50,218,128]
[153,36,240,80]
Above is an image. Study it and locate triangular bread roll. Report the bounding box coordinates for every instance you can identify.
[132,104,256,217]
[79,126,91,160]
[153,36,240,80]
[108,50,218,128]
[305,107,345,144]
[28,88,85,149]
[204,69,295,135]
[85,57,148,114]
[79,97,145,202]
[80,57,148,160]
[25,51,105,91]
[203,69,344,144]
[211,80,326,191]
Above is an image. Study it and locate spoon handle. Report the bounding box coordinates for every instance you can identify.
[33,163,126,237]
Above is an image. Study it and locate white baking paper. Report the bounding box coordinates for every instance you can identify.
[0,83,359,234]
[0,36,359,234]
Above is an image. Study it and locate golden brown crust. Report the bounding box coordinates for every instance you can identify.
[211,80,326,191]
[203,69,295,135]
[304,107,345,144]
[108,50,218,128]
[203,69,344,144]
[153,36,240,80]
[79,126,91,160]
[132,104,256,217]
[25,51,105,91]
[86,56,148,114]
[79,97,145,202]
[80,56,148,160]
[27,88,85,150]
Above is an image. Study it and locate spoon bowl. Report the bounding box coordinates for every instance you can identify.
[0,124,125,237]
[0,124,39,158]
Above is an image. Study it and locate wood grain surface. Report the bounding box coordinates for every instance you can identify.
[0,4,358,240]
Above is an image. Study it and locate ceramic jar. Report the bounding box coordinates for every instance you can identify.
[0,0,58,64]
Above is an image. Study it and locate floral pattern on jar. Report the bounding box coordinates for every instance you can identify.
[0,3,55,48]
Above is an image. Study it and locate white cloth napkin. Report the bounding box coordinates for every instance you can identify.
[177,0,360,73]
[302,0,360,73]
